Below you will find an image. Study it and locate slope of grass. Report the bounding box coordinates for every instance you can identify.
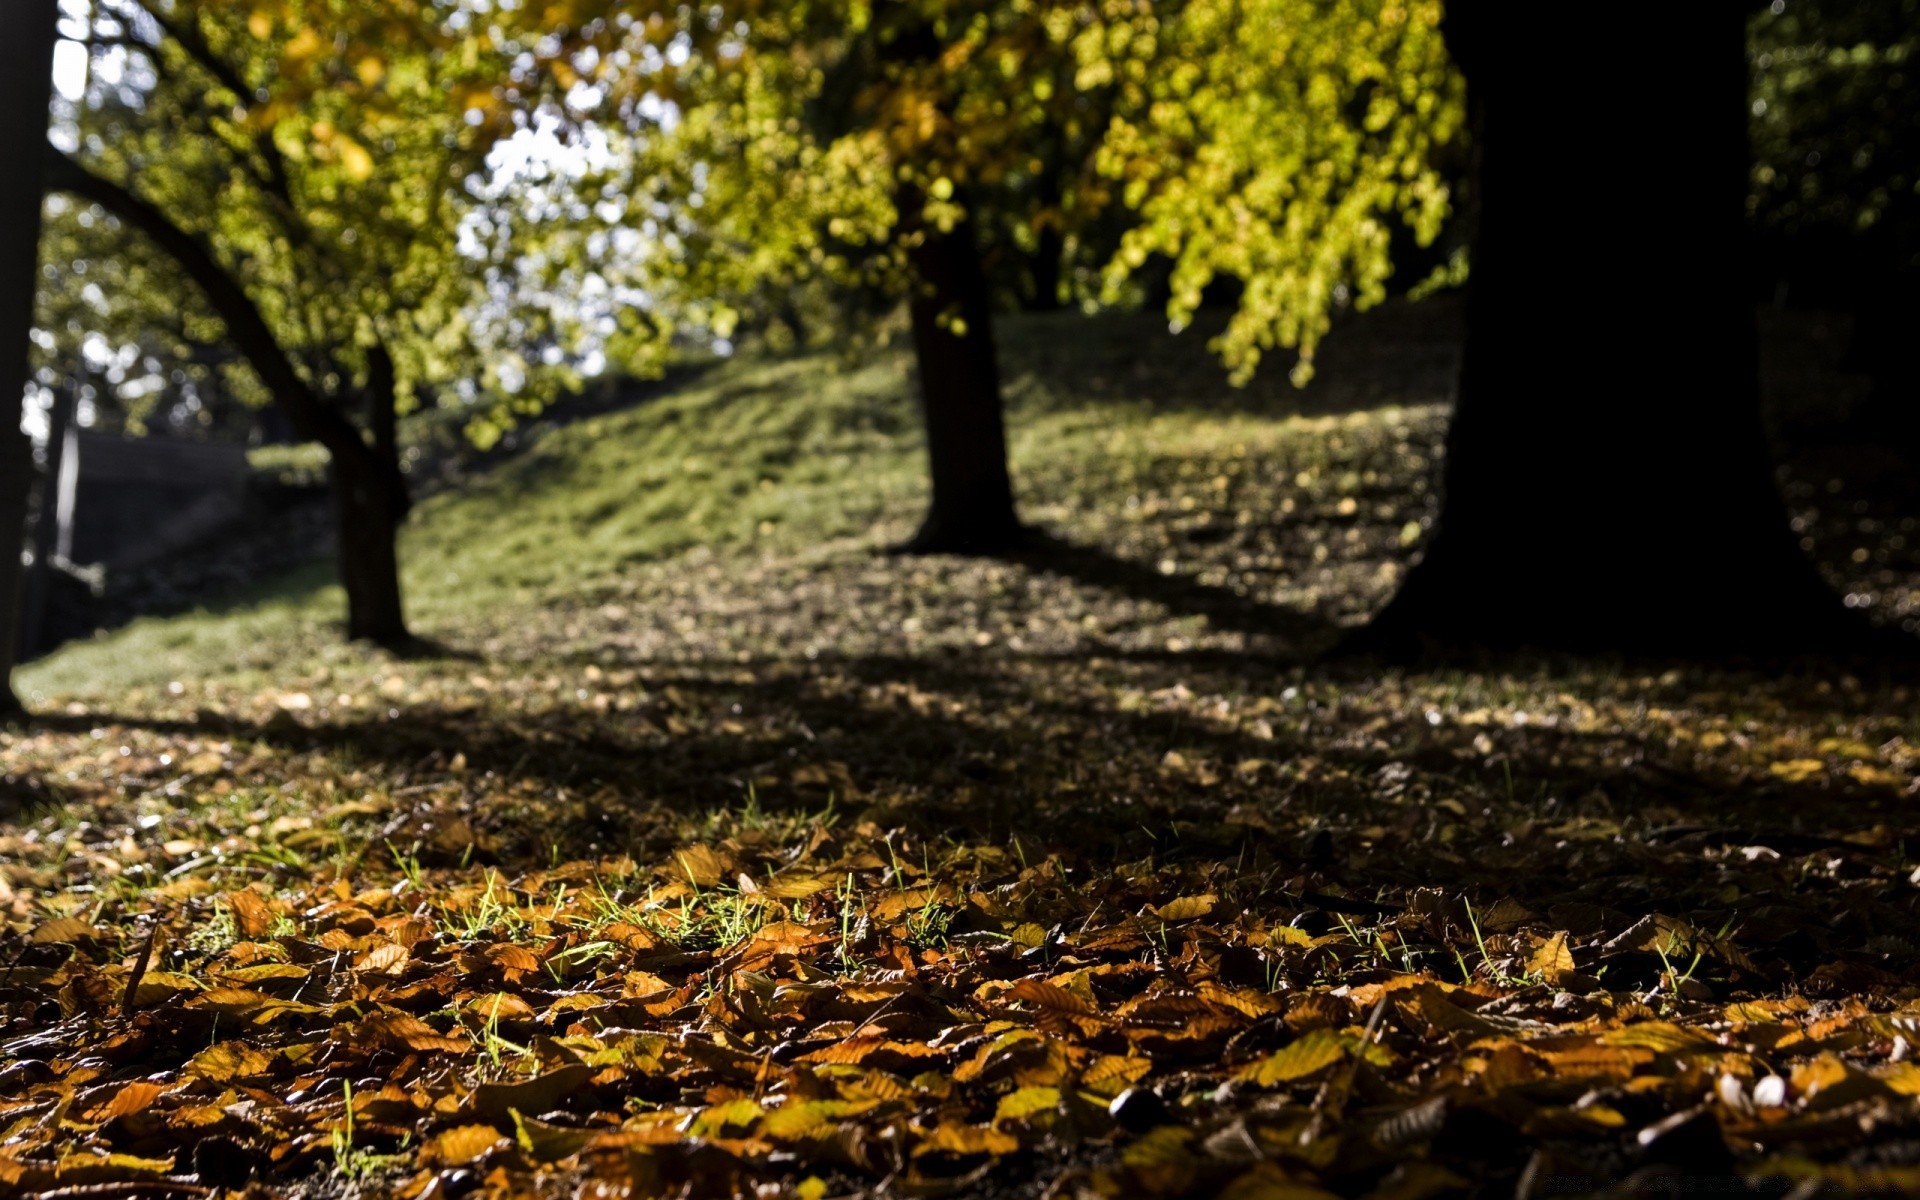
[20,308,1453,702]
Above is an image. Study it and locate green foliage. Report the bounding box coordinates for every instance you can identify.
[1096,0,1461,384]
[1750,0,1919,251]
[562,1,1461,381]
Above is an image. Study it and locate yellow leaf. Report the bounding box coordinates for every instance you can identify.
[1603,1022,1714,1053]
[1154,894,1217,922]
[513,1110,593,1162]
[336,135,375,182]
[1527,931,1574,983]
[464,992,537,1023]
[671,844,726,887]
[30,917,98,945]
[1009,922,1047,949]
[94,1081,170,1122]
[994,1086,1060,1124]
[186,1041,275,1083]
[1881,1063,1920,1097]
[427,1125,506,1168]
[1768,758,1826,783]
[1006,978,1097,1016]
[225,889,277,938]
[913,1122,1020,1157]
[689,1098,764,1137]
[1081,1055,1154,1097]
[1237,1029,1347,1086]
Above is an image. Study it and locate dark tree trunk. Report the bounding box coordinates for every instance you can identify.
[1027,160,1068,313]
[332,455,409,645]
[1028,223,1067,314]
[897,187,1023,554]
[1357,3,1868,658]
[0,0,61,719]
[333,352,410,645]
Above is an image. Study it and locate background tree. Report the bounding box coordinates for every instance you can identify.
[0,0,61,720]
[590,0,1458,553]
[1094,0,1460,386]
[40,0,620,644]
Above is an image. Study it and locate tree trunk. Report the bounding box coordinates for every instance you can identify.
[0,0,61,719]
[332,357,409,645]
[1028,223,1067,314]
[331,448,408,645]
[897,187,1023,554]
[1357,3,1868,658]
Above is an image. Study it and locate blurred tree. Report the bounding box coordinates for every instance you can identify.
[33,210,272,443]
[0,0,61,720]
[1094,0,1460,386]
[1356,2,1877,656]
[1749,0,1919,444]
[590,0,1458,551]
[38,0,630,644]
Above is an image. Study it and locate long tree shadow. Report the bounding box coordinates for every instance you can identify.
[1003,530,1341,652]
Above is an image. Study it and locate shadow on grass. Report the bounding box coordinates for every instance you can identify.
[1005,530,1340,652]
[34,647,1895,892]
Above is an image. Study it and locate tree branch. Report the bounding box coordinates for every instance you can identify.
[43,149,368,462]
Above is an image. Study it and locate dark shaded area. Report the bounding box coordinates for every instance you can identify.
[1005,532,1338,650]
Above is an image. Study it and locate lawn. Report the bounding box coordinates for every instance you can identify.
[3,305,1918,1199]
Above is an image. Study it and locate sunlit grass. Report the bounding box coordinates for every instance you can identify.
[22,311,1446,702]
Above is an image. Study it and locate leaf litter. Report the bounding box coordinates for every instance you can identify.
[2,649,1918,1199]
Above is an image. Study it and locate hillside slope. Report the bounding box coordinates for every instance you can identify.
[20,305,1460,702]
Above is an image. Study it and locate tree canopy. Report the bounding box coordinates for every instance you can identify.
[550,0,1460,380]
[41,0,646,449]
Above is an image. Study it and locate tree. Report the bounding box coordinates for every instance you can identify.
[1352,2,1873,656]
[38,0,619,645]
[577,0,1458,554]
[0,0,61,720]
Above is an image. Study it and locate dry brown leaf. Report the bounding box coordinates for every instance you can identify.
[1006,978,1098,1016]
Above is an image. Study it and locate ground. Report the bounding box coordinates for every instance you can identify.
[3,304,1919,1199]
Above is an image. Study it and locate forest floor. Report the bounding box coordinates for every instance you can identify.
[4,305,1920,1199]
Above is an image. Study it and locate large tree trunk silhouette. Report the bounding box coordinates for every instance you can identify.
[897,187,1023,554]
[1359,2,1864,657]
[44,153,412,646]
[0,0,60,719]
